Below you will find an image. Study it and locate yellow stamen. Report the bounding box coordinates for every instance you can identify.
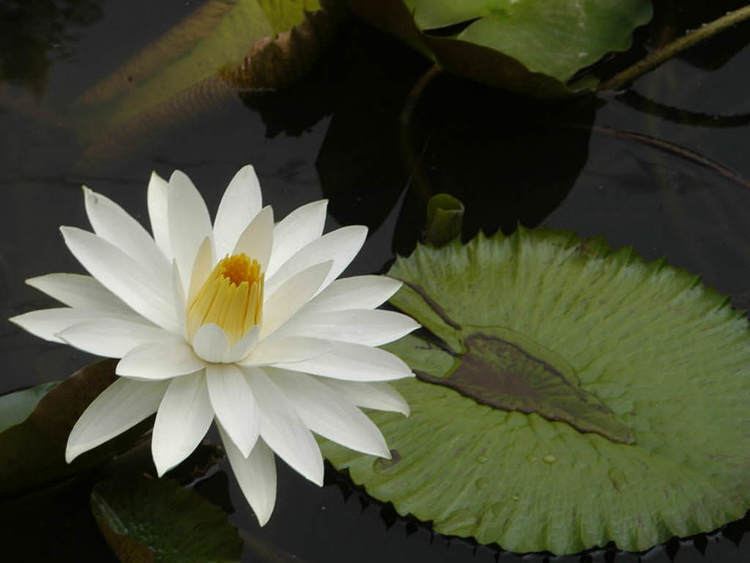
[187,254,264,342]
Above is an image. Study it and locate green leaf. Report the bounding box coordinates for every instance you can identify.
[322,229,750,554]
[91,475,242,563]
[350,0,653,96]
[0,360,148,496]
[424,193,464,247]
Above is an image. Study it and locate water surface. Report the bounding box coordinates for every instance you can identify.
[1,1,749,561]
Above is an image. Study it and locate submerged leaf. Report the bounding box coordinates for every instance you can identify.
[77,0,338,156]
[0,361,147,496]
[322,229,750,554]
[350,0,653,96]
[91,474,242,562]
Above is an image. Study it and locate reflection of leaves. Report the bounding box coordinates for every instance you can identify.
[0,0,102,95]
[316,37,596,254]
[0,361,148,496]
[323,229,750,555]
[77,0,339,159]
[394,81,596,254]
[91,474,242,562]
[315,25,430,234]
[243,533,310,562]
[615,90,750,129]
[350,0,652,97]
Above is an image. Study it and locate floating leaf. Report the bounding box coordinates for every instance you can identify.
[322,229,750,554]
[350,0,653,96]
[0,360,147,496]
[0,381,58,432]
[91,474,242,562]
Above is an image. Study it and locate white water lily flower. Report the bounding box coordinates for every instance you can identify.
[10,165,418,525]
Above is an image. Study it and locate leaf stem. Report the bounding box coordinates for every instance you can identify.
[399,65,442,202]
[583,124,750,190]
[600,5,750,91]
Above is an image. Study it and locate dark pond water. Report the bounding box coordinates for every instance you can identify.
[1,0,750,561]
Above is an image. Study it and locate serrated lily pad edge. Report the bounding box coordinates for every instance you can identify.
[322,227,750,555]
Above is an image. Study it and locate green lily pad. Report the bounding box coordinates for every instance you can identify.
[350,0,653,96]
[91,474,242,562]
[321,229,750,554]
[0,360,148,496]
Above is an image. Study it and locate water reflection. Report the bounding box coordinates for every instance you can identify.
[1,1,750,562]
[0,0,102,95]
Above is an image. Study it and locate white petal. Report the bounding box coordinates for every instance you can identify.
[270,369,390,457]
[66,378,168,462]
[83,187,170,283]
[224,326,260,363]
[261,261,331,338]
[266,226,368,297]
[60,227,180,332]
[276,309,419,346]
[302,275,402,314]
[244,367,324,485]
[171,260,186,331]
[152,371,213,476]
[266,200,327,277]
[231,206,274,271]
[187,237,214,304]
[321,380,410,416]
[116,341,204,380]
[10,308,124,343]
[191,324,229,363]
[274,342,414,382]
[26,273,136,316]
[147,172,172,258]
[168,170,213,291]
[58,318,173,358]
[214,164,263,258]
[207,364,260,457]
[221,430,276,526]
[240,336,331,367]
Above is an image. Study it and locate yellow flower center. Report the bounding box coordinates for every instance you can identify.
[187,253,264,342]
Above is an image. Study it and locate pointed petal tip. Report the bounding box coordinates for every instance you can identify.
[64,445,79,464]
[168,169,186,183]
[255,511,272,527]
[153,458,171,478]
[388,277,404,289]
[24,275,42,288]
[350,224,369,238]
